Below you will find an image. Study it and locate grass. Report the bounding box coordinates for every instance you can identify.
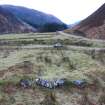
[0,32,105,105]
[0,49,104,82]
[0,32,105,47]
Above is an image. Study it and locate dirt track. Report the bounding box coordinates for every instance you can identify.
[1,45,105,52]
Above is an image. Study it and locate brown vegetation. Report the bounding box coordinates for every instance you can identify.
[65,3,105,39]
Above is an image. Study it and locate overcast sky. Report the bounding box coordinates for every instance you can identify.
[0,0,105,24]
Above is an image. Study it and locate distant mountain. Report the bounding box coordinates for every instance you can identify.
[65,3,105,39]
[1,5,67,32]
[68,21,81,30]
[70,21,81,27]
[0,6,36,34]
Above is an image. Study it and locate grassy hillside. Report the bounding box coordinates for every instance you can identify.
[0,32,105,105]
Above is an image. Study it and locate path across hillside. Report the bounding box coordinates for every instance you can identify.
[0,45,105,52]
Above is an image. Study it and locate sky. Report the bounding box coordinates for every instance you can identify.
[0,0,105,24]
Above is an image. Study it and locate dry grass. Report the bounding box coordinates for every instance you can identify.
[0,32,105,105]
[40,92,59,105]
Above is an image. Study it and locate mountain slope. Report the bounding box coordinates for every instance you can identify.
[0,6,36,34]
[65,3,105,39]
[1,5,67,32]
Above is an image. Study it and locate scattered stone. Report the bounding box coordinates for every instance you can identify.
[20,78,87,89]
[35,78,65,89]
[20,79,32,88]
[72,80,87,88]
[53,43,63,48]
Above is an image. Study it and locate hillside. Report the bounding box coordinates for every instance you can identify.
[65,3,105,39]
[0,32,105,105]
[0,6,36,34]
[1,5,67,32]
